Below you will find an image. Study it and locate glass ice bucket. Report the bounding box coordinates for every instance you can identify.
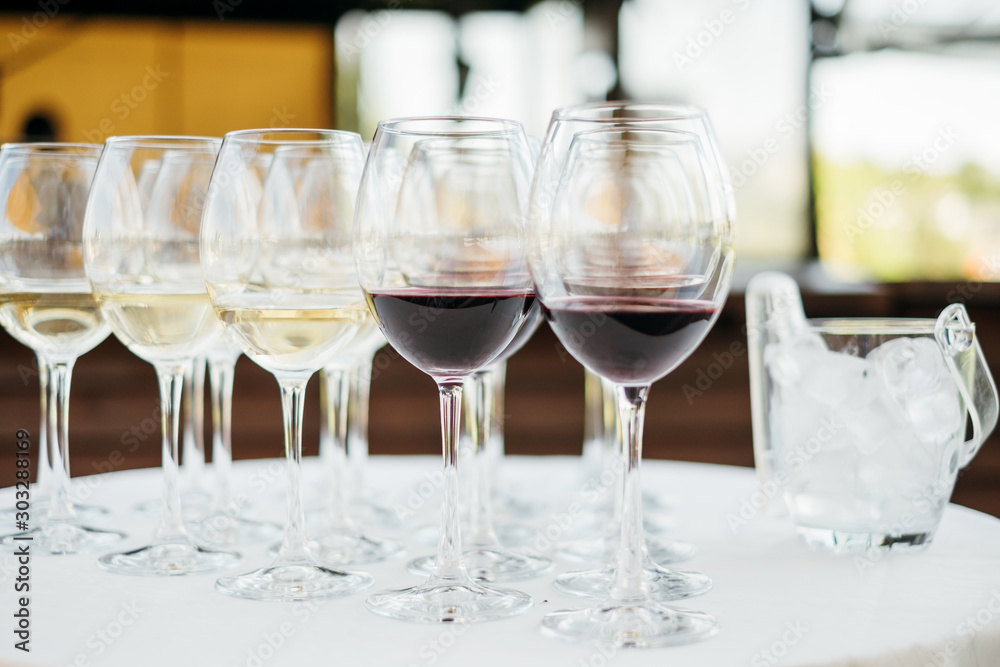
[747,274,998,552]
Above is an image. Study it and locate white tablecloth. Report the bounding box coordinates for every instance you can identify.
[2,456,999,667]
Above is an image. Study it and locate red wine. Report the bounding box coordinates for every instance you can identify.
[367,289,534,377]
[543,296,717,385]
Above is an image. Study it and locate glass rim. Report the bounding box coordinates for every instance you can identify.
[805,317,939,335]
[553,101,708,123]
[0,142,102,154]
[104,135,222,150]
[375,116,525,138]
[221,128,363,146]
[570,127,701,147]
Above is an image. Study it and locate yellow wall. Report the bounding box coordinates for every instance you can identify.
[0,16,333,143]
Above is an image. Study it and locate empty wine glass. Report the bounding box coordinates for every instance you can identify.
[187,332,282,546]
[84,137,241,575]
[528,107,735,646]
[356,117,536,622]
[0,142,124,554]
[203,129,374,601]
[312,321,404,563]
[345,330,399,528]
[180,356,212,510]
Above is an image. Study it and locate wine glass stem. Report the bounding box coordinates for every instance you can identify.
[466,369,497,547]
[153,364,187,543]
[581,368,604,474]
[606,378,623,523]
[208,355,237,512]
[609,384,651,603]
[321,366,353,530]
[34,356,51,501]
[434,380,466,579]
[44,359,76,522]
[348,353,374,498]
[182,356,207,488]
[485,362,506,507]
[276,377,310,562]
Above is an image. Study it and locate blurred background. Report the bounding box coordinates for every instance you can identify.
[0,0,998,518]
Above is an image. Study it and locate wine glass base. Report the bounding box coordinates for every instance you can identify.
[642,490,678,513]
[98,541,241,576]
[407,547,554,582]
[411,521,538,548]
[497,494,548,521]
[350,498,405,530]
[0,501,110,523]
[642,513,678,534]
[553,560,711,601]
[366,576,532,623]
[556,534,695,565]
[216,562,374,602]
[187,513,282,546]
[2,522,124,555]
[493,522,540,549]
[309,532,406,566]
[134,491,213,520]
[541,601,718,648]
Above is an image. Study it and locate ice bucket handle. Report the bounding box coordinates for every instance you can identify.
[935,303,999,469]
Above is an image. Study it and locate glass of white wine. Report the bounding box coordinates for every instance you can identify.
[0,143,124,554]
[83,136,241,575]
[202,129,374,601]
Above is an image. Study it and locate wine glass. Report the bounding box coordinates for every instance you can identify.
[528,111,735,646]
[345,330,399,528]
[202,129,374,601]
[356,117,536,622]
[187,332,282,546]
[537,103,732,602]
[83,136,241,575]
[311,316,404,563]
[181,357,211,507]
[0,143,124,554]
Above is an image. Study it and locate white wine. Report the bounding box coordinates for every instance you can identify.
[216,294,370,375]
[100,292,220,364]
[0,290,110,360]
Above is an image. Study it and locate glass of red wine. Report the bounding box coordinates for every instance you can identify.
[528,113,735,646]
[355,117,537,622]
[538,103,734,604]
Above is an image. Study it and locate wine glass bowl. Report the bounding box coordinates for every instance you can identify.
[528,105,735,647]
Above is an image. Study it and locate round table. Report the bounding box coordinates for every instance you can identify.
[2,456,999,667]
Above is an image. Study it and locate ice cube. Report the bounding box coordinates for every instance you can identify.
[873,337,948,399]
[765,333,867,404]
[770,390,831,455]
[764,333,825,387]
[870,337,964,446]
[903,384,964,447]
[804,350,868,405]
[843,371,913,455]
